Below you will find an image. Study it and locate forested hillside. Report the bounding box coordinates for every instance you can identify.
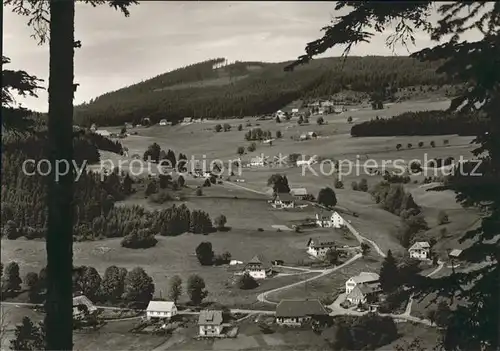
[1,127,216,244]
[74,56,454,127]
[350,110,487,137]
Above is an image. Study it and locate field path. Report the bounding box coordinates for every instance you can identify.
[344,220,386,258]
[257,254,362,304]
[222,181,269,195]
[404,261,445,316]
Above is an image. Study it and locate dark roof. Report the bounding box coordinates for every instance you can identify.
[198,310,223,325]
[308,239,336,249]
[358,283,382,295]
[275,299,328,318]
[246,255,272,270]
[276,193,295,202]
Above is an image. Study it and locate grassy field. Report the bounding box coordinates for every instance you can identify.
[269,255,383,303]
[3,98,481,351]
[2,228,331,307]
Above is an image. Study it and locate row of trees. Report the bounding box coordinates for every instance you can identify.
[143,142,188,171]
[370,182,428,247]
[1,261,212,308]
[351,110,487,137]
[244,128,272,141]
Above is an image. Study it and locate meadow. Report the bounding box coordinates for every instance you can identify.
[2,98,482,350]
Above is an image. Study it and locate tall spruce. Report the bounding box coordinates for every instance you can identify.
[379,250,399,294]
[5,1,138,348]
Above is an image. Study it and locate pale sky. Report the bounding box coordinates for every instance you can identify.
[2,1,483,112]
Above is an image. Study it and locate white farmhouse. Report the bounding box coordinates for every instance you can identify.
[296,155,318,166]
[198,310,223,337]
[315,211,345,228]
[345,272,380,294]
[72,295,97,320]
[243,255,272,279]
[306,238,336,258]
[271,193,295,209]
[408,241,431,260]
[146,301,177,321]
[250,156,266,167]
[94,129,110,137]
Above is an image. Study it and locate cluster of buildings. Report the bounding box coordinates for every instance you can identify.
[142,297,331,338]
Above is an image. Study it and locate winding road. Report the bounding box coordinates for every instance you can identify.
[224,180,438,327]
[257,254,362,304]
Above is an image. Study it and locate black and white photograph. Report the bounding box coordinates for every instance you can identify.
[1,1,499,350]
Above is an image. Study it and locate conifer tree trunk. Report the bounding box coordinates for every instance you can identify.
[45,0,75,349]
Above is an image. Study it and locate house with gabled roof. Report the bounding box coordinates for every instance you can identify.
[345,283,382,305]
[408,241,431,260]
[72,295,97,320]
[307,238,337,258]
[315,211,345,228]
[198,310,223,337]
[250,155,267,167]
[449,248,463,259]
[244,255,272,279]
[275,299,329,326]
[271,192,296,209]
[290,187,308,199]
[345,272,380,294]
[146,301,177,321]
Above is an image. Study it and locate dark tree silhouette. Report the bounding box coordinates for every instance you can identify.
[5,1,138,348]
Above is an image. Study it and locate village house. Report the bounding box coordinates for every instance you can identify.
[94,129,110,137]
[307,131,318,139]
[345,272,380,294]
[182,117,193,124]
[290,188,308,199]
[299,133,308,141]
[146,301,177,321]
[408,241,431,260]
[271,193,296,209]
[315,211,345,228]
[291,108,299,115]
[333,106,344,114]
[345,283,382,305]
[250,155,266,167]
[296,155,318,166]
[243,255,272,279]
[449,249,463,259]
[275,299,329,326]
[306,238,336,258]
[198,310,223,337]
[159,119,168,126]
[72,295,97,320]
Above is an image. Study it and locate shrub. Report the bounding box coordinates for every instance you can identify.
[149,190,173,204]
[238,272,258,290]
[437,210,449,225]
[121,229,158,249]
[195,188,203,196]
[334,179,344,189]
